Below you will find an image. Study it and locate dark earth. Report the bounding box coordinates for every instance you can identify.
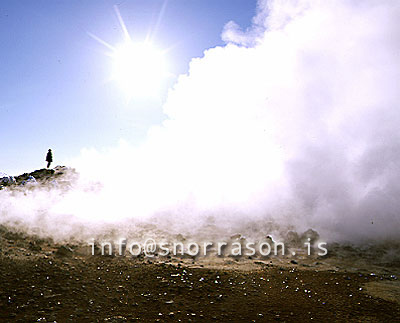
[0,233,399,322]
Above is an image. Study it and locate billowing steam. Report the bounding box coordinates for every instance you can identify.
[1,0,400,244]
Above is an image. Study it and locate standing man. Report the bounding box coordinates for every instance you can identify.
[46,149,53,168]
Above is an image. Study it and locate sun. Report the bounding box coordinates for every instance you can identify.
[88,6,171,100]
[112,41,168,98]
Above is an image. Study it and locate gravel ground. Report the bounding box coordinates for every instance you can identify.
[0,231,399,322]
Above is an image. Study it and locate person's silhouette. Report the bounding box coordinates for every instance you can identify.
[46,149,53,168]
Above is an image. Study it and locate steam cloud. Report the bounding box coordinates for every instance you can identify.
[2,0,400,244]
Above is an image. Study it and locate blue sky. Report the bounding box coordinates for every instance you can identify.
[0,0,257,175]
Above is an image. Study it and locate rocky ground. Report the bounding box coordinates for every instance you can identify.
[0,226,399,322]
[0,166,78,189]
[0,168,399,322]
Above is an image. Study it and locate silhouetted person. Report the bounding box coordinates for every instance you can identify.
[46,149,53,168]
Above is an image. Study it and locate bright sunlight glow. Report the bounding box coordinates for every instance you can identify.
[112,41,168,98]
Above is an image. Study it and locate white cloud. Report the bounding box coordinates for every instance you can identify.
[2,0,400,243]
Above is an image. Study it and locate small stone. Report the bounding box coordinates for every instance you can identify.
[56,245,73,257]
